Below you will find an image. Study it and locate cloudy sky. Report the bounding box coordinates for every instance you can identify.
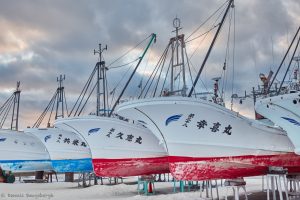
[0,0,299,129]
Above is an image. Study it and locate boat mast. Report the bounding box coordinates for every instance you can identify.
[267,26,300,94]
[55,74,66,120]
[277,35,300,94]
[293,56,300,88]
[188,0,234,97]
[170,17,187,96]
[32,75,69,128]
[10,81,21,131]
[94,44,108,116]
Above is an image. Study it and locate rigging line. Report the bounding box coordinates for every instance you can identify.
[0,99,13,121]
[133,43,153,97]
[47,91,57,126]
[0,99,9,127]
[69,66,97,116]
[188,5,226,60]
[78,81,97,116]
[174,69,182,81]
[268,26,300,93]
[277,35,300,94]
[33,90,57,128]
[286,60,298,82]
[186,0,230,40]
[139,44,170,98]
[109,58,139,69]
[0,96,14,117]
[153,47,169,97]
[109,62,135,96]
[271,36,275,71]
[63,90,68,116]
[0,102,8,122]
[188,29,210,59]
[251,43,260,88]
[32,101,51,128]
[144,47,169,98]
[136,43,153,95]
[220,69,226,98]
[230,6,236,110]
[107,34,155,108]
[109,33,156,116]
[0,94,14,112]
[188,0,233,97]
[159,58,172,96]
[186,24,219,43]
[105,72,110,111]
[185,48,197,97]
[39,94,55,127]
[221,5,233,99]
[145,56,164,98]
[107,34,152,67]
[0,99,14,128]
[109,88,116,109]
[189,61,213,98]
[177,69,181,93]
[73,66,97,116]
[286,29,291,66]
[150,44,169,97]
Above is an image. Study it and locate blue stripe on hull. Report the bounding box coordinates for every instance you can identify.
[51,158,93,173]
[0,160,52,172]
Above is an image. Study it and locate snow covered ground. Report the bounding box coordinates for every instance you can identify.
[0,175,299,200]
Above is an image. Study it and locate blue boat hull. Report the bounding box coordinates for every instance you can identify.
[51,158,93,173]
[0,160,52,172]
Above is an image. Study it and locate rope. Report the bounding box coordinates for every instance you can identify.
[186,0,230,40]
[107,34,152,67]
[221,4,234,101]
[138,43,170,98]
[63,90,69,116]
[230,7,236,110]
[33,90,57,128]
[185,24,219,43]
[187,4,226,60]
[0,95,14,128]
[109,58,139,69]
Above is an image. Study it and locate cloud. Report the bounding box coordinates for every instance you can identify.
[0,0,299,129]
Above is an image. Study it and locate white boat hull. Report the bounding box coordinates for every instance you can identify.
[255,92,300,154]
[24,128,93,173]
[0,130,52,172]
[54,115,169,177]
[116,97,300,180]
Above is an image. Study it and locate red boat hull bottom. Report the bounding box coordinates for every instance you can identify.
[92,157,170,177]
[169,154,300,180]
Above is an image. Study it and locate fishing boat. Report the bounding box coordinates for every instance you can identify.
[0,82,52,173]
[25,75,93,173]
[24,128,93,173]
[54,36,169,177]
[117,96,300,180]
[54,115,169,177]
[255,92,300,155]
[116,2,300,180]
[0,129,52,172]
[254,26,300,155]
